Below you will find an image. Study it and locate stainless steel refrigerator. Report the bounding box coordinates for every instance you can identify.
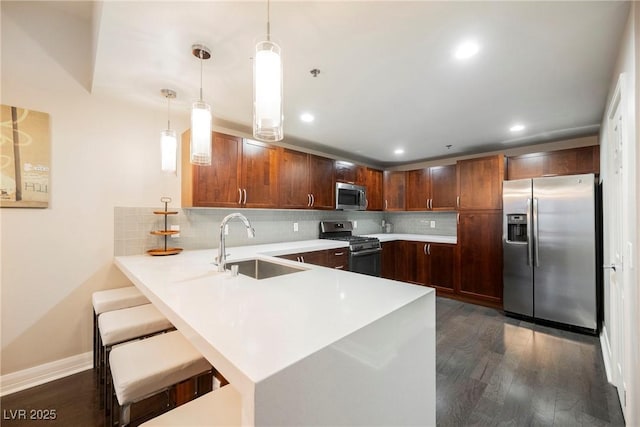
[503,173,597,331]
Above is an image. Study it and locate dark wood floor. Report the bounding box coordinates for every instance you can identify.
[1,297,624,426]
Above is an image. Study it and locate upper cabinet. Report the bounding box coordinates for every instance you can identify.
[383,171,406,211]
[457,155,504,211]
[182,131,279,208]
[507,145,600,180]
[335,161,365,185]
[364,168,383,211]
[279,149,334,209]
[406,165,457,211]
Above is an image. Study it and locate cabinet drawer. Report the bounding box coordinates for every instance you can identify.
[327,249,349,270]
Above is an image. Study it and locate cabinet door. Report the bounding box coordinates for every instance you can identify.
[278,253,302,262]
[414,242,430,286]
[394,241,416,283]
[298,250,328,266]
[334,161,358,184]
[429,243,456,291]
[327,248,349,270]
[543,146,599,176]
[381,241,396,279]
[279,148,310,208]
[308,155,335,209]
[507,154,544,180]
[365,168,383,211]
[457,155,504,210]
[192,132,243,207]
[458,211,503,303]
[430,165,457,211]
[383,171,406,211]
[406,169,430,211]
[242,139,279,208]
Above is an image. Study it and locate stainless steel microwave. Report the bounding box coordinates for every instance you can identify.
[336,182,367,211]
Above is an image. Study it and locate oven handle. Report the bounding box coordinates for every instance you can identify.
[350,248,382,257]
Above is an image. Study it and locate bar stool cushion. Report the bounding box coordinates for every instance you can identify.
[93,287,149,315]
[110,330,212,405]
[99,304,173,346]
[140,385,241,426]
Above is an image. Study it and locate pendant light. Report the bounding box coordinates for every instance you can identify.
[190,44,212,165]
[160,89,177,174]
[253,0,283,142]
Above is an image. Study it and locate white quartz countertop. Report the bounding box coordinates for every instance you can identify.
[114,241,432,386]
[366,233,457,244]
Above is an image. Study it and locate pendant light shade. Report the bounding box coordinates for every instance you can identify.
[253,0,283,142]
[190,44,212,166]
[160,89,177,174]
[253,40,283,142]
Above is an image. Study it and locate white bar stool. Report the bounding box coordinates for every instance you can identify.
[108,330,212,427]
[140,385,241,426]
[99,304,174,410]
[93,287,149,369]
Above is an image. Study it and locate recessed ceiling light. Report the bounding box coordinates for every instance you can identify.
[510,124,526,132]
[394,148,405,155]
[300,113,314,123]
[454,40,480,60]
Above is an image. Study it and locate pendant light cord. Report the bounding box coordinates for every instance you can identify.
[166,95,171,130]
[267,0,271,41]
[199,50,204,101]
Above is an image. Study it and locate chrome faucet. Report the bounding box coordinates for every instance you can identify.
[216,213,255,272]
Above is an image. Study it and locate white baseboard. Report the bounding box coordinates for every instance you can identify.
[0,351,92,397]
[600,326,613,383]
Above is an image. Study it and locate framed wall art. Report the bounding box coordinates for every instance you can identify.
[0,104,51,208]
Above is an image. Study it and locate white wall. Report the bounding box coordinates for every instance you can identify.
[0,4,185,375]
[599,2,638,424]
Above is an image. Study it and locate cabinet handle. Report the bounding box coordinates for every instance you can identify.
[430,198,433,209]
[423,244,427,255]
[385,199,388,210]
[334,252,344,256]
[365,198,369,210]
[307,194,311,207]
[311,194,315,207]
[427,243,431,255]
[301,256,305,263]
[296,256,301,262]
[457,213,460,224]
[238,188,242,204]
[243,189,247,205]
[456,196,460,209]
[335,265,344,269]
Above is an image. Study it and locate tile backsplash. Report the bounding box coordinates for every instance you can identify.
[114,207,457,256]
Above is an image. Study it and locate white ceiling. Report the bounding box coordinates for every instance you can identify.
[7,1,632,166]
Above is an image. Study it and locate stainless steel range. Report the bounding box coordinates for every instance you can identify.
[319,221,381,277]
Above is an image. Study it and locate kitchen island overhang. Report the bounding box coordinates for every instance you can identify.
[115,242,435,426]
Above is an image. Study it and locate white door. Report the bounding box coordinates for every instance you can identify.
[605,76,627,417]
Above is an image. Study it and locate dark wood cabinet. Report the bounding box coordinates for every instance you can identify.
[335,161,364,185]
[365,168,383,211]
[279,150,334,209]
[394,241,416,283]
[241,139,279,208]
[381,241,396,279]
[406,169,430,211]
[406,164,457,211]
[457,211,503,305]
[278,248,348,270]
[383,171,406,211]
[507,145,600,180]
[414,242,456,293]
[182,132,278,208]
[457,155,504,210]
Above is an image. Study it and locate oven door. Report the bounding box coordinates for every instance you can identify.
[349,248,381,277]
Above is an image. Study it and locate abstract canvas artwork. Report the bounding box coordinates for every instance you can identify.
[0,104,51,208]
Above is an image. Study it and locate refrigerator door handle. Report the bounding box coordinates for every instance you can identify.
[533,197,540,267]
[526,198,533,266]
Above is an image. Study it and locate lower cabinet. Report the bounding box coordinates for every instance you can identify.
[278,248,348,270]
[414,242,456,294]
[381,242,397,279]
[457,211,503,306]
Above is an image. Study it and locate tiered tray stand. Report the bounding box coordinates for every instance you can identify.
[147,197,183,256]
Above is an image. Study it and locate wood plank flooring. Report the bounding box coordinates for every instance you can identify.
[1,297,624,426]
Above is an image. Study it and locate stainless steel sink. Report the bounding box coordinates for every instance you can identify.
[230,259,306,280]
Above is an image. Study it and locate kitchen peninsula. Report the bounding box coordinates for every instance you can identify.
[115,240,435,426]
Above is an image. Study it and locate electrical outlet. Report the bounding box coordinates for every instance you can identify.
[382,219,386,227]
[353,220,358,229]
[430,221,436,228]
[224,224,229,235]
[170,224,180,238]
[293,222,299,232]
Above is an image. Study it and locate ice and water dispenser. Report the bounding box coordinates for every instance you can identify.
[506,214,528,243]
